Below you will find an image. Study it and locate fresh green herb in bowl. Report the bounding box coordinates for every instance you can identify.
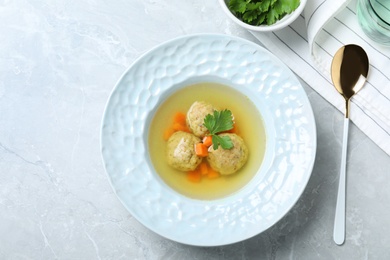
[219,0,306,31]
[228,0,300,26]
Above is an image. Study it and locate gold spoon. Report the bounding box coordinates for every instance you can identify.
[331,44,369,245]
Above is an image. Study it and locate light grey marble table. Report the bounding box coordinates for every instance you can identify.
[1,1,390,259]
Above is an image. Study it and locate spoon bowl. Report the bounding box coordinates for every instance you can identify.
[331,45,369,117]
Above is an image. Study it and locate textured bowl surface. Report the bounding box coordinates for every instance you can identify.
[100,34,316,246]
[219,0,307,31]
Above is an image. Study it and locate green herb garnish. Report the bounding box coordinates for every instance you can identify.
[228,0,300,26]
[203,109,234,150]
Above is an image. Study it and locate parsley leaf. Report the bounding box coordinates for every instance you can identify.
[204,110,234,135]
[228,0,300,26]
[229,0,247,13]
[203,109,234,150]
[212,135,234,150]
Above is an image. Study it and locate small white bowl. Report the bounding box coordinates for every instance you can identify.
[219,0,307,32]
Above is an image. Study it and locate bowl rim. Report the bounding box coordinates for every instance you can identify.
[100,33,317,246]
[218,0,307,31]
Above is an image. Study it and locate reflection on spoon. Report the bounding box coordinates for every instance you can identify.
[331,44,369,246]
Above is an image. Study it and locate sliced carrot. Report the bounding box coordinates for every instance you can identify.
[163,127,175,140]
[195,143,208,157]
[187,170,201,183]
[207,168,220,179]
[172,122,190,132]
[173,112,187,125]
[232,123,238,134]
[199,161,209,175]
[202,135,213,147]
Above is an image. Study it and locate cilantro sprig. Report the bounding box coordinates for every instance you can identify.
[203,109,234,150]
[228,0,300,26]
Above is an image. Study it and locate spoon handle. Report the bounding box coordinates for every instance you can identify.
[333,117,349,245]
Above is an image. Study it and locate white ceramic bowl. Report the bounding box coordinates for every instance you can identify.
[219,0,307,31]
[101,34,316,246]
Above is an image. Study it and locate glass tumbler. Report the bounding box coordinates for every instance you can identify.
[357,0,390,46]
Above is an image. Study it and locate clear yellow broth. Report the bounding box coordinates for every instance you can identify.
[148,82,266,200]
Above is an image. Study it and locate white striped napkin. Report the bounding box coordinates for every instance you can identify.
[250,0,390,156]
